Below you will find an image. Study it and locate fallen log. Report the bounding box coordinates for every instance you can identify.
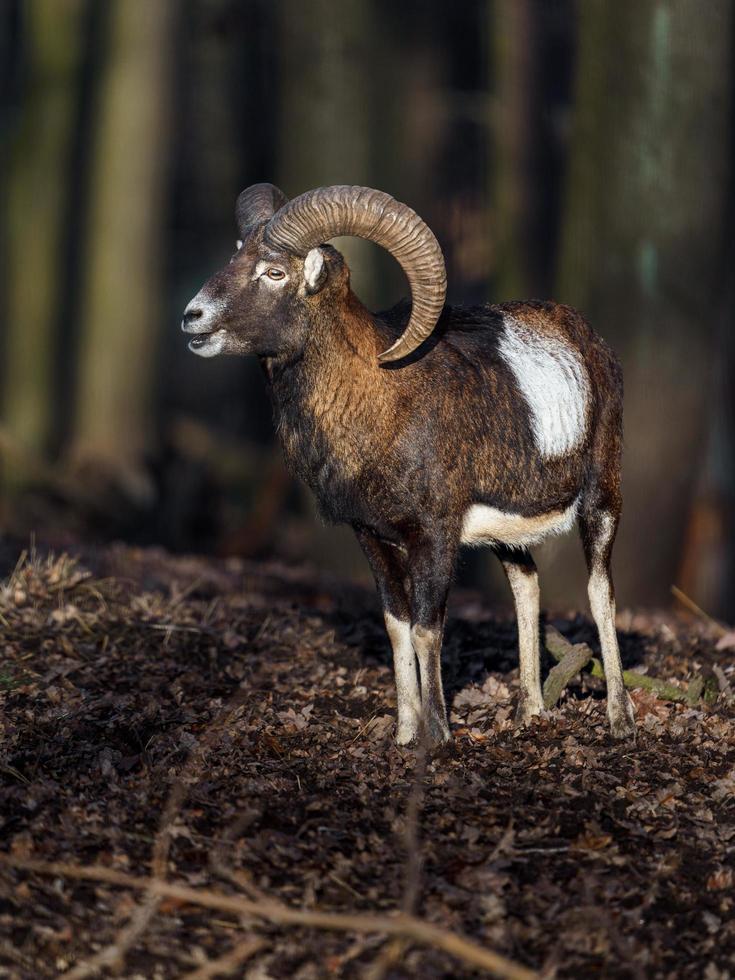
[544,626,712,707]
[542,637,594,709]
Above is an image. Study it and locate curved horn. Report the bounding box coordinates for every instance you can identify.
[236,183,288,236]
[263,185,446,363]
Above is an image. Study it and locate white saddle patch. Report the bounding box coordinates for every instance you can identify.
[461,497,580,548]
[499,317,590,458]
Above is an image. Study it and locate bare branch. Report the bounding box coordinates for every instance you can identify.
[181,937,266,979]
[63,686,252,978]
[366,729,429,979]
[1,855,537,980]
[671,585,728,637]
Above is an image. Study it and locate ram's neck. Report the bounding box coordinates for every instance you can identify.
[261,291,395,481]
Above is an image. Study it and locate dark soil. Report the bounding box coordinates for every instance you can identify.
[1,545,734,979]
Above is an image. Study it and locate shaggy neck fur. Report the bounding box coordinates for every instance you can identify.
[262,289,398,505]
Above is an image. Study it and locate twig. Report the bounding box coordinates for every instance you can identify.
[64,895,160,979]
[671,585,728,637]
[401,730,428,918]
[545,627,700,705]
[181,937,266,979]
[145,622,214,635]
[64,687,252,978]
[209,811,268,904]
[712,664,733,700]
[684,675,705,706]
[0,855,537,980]
[327,870,363,901]
[1,764,30,785]
[489,821,515,861]
[367,729,430,979]
[168,576,206,611]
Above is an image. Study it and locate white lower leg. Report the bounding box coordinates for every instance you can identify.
[504,563,543,719]
[588,567,635,738]
[384,613,422,744]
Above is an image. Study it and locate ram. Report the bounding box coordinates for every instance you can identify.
[182,183,635,747]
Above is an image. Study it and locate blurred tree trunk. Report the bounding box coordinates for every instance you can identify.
[374,4,451,305]
[677,274,735,619]
[273,0,380,576]
[557,0,732,607]
[71,0,175,502]
[2,0,84,486]
[492,0,534,300]
[274,0,379,308]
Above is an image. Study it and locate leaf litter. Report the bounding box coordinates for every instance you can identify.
[0,544,734,978]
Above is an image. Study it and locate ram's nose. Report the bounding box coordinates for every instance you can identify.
[181,307,205,333]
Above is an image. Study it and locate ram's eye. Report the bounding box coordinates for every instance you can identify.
[266,268,286,281]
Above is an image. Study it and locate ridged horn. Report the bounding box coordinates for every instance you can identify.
[236,183,289,236]
[262,185,446,363]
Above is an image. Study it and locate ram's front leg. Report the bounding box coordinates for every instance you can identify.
[407,528,457,747]
[356,530,422,745]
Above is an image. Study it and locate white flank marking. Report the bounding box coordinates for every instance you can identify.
[499,317,590,457]
[461,497,580,548]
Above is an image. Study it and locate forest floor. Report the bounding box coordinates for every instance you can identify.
[1,543,734,979]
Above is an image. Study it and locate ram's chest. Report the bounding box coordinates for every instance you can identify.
[277,405,380,522]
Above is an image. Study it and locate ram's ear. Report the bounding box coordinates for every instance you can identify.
[303,248,327,294]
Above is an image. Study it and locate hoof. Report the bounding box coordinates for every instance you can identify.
[395,712,450,749]
[395,718,421,747]
[608,691,636,740]
[425,713,452,748]
[515,696,545,726]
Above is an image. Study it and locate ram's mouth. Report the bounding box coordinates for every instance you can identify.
[187,328,226,357]
[188,333,213,350]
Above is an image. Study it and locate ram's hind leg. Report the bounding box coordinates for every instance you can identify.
[580,508,636,740]
[357,530,421,745]
[497,546,544,723]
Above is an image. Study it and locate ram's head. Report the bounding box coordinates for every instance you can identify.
[182,183,446,363]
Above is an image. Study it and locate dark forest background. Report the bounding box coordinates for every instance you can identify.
[0,0,733,616]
